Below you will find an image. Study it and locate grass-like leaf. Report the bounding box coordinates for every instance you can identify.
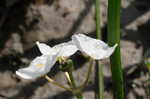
[107,0,124,99]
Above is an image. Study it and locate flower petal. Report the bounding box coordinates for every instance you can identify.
[53,41,78,57]
[72,33,117,59]
[36,41,53,55]
[16,55,57,79]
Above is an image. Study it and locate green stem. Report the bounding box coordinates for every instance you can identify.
[96,61,104,99]
[79,58,94,89]
[63,60,83,99]
[45,75,72,91]
[68,71,76,88]
[95,0,104,98]
[67,71,83,99]
[95,0,101,39]
[107,0,124,99]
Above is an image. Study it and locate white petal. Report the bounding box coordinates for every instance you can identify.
[72,33,117,60]
[104,44,118,58]
[36,41,54,55]
[16,55,57,79]
[53,41,78,57]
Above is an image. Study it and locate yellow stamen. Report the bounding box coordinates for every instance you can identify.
[57,57,62,63]
[36,64,44,67]
[57,57,67,64]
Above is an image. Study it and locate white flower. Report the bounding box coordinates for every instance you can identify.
[72,33,117,60]
[16,55,57,79]
[36,41,78,57]
[36,42,54,55]
[16,41,78,79]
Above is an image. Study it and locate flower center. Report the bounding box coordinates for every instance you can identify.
[36,64,44,67]
[57,57,66,64]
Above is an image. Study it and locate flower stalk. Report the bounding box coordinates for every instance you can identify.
[107,0,124,99]
[64,60,83,99]
[45,75,72,91]
[67,71,83,99]
[65,72,72,85]
[79,58,94,89]
[95,0,104,98]
[68,71,83,99]
[67,70,76,88]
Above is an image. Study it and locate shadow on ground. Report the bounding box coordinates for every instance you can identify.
[0,0,149,98]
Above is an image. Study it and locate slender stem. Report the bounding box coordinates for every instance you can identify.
[63,60,83,99]
[107,0,124,99]
[95,0,104,98]
[67,71,83,99]
[65,72,72,85]
[79,58,94,89]
[95,0,101,39]
[45,75,72,91]
[68,71,76,88]
[96,61,104,99]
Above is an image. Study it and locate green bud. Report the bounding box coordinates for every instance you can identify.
[59,59,74,72]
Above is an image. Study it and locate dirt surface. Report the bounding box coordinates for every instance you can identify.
[0,0,150,99]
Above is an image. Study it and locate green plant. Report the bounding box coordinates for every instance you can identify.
[107,0,124,99]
